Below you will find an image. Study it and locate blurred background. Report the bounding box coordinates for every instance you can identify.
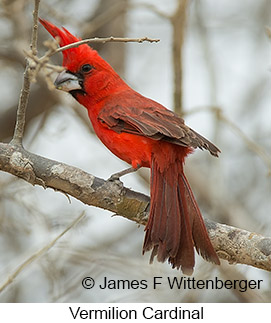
[0,0,270,302]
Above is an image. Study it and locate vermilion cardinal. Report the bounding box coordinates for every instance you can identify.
[40,19,220,274]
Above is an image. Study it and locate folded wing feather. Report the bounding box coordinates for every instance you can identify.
[98,105,220,157]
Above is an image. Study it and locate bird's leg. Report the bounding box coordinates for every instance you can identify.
[108,165,141,181]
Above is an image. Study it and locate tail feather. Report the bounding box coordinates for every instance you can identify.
[168,181,195,274]
[147,160,181,263]
[180,173,220,265]
[143,153,220,275]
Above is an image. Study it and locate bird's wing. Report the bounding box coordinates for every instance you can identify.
[98,104,220,157]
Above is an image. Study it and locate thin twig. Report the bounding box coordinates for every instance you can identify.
[10,0,41,146]
[30,0,40,56]
[0,211,86,294]
[52,36,160,56]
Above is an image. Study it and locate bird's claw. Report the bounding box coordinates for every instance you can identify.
[107,174,121,182]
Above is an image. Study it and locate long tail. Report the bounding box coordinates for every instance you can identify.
[143,152,220,275]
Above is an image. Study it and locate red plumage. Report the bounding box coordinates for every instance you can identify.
[40,18,220,274]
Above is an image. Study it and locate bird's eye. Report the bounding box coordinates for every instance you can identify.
[81,64,93,73]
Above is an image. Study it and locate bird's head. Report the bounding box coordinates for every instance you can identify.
[39,19,122,103]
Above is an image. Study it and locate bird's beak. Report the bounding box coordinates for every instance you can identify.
[54,70,82,92]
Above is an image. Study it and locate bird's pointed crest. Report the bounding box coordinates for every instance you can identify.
[39,18,95,69]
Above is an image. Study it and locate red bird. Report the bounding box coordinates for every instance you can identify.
[40,19,220,274]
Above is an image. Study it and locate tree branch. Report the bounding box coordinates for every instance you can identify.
[52,36,160,56]
[0,142,270,272]
[10,0,41,146]
[171,0,188,114]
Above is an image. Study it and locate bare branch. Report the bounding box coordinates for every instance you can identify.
[30,0,40,56]
[10,61,31,146]
[171,0,188,115]
[0,142,270,272]
[51,36,160,57]
[209,220,271,272]
[11,0,41,146]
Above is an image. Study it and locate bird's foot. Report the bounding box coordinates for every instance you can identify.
[108,165,140,182]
